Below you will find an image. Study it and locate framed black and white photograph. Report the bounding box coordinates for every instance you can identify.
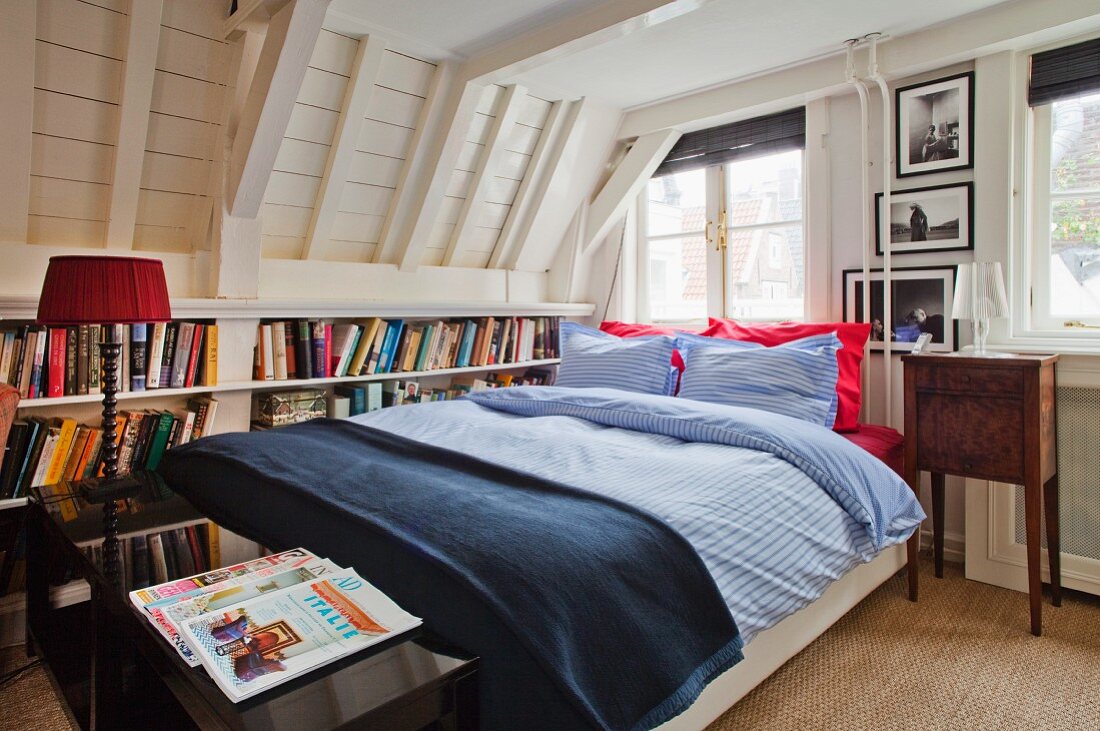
[874,183,973,255]
[895,71,974,178]
[842,266,958,352]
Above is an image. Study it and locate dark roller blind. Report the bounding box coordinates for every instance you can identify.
[653,107,805,177]
[1030,36,1100,107]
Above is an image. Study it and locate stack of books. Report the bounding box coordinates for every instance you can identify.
[316,368,554,420]
[130,547,421,702]
[0,321,218,399]
[1,396,218,503]
[255,316,561,382]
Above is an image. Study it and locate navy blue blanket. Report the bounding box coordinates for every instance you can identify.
[158,419,743,730]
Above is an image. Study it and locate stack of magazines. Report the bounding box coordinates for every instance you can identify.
[129,548,422,702]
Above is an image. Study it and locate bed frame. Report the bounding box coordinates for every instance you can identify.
[661,542,907,730]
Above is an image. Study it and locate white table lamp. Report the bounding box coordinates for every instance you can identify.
[951,262,1009,356]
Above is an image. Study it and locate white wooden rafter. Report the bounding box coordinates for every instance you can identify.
[372,61,454,265]
[227,0,328,220]
[207,29,267,295]
[582,128,680,255]
[301,34,387,260]
[0,0,35,244]
[459,0,710,84]
[488,99,564,269]
[508,97,587,272]
[393,77,486,272]
[105,0,165,250]
[441,84,527,267]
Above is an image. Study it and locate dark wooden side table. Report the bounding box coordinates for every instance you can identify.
[902,353,1060,636]
[25,499,479,729]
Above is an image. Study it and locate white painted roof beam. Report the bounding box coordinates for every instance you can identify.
[442,84,527,267]
[302,33,387,260]
[105,0,164,250]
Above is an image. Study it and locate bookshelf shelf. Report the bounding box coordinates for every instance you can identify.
[16,384,227,409]
[0,296,595,321]
[248,358,561,390]
[14,358,562,409]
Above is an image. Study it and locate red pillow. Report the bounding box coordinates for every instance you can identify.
[599,321,689,370]
[701,318,871,432]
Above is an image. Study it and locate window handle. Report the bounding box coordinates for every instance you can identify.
[716,210,727,251]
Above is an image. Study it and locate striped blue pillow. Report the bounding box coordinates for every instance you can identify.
[556,322,677,396]
[678,332,842,426]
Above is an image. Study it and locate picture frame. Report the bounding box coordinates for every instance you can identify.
[874,182,973,255]
[842,266,959,353]
[895,71,974,178]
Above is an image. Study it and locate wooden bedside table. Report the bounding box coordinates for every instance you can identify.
[902,353,1061,635]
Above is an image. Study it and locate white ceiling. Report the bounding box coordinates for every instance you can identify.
[328,0,1013,108]
[327,0,608,58]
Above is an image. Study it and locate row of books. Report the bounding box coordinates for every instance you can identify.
[251,369,555,426]
[0,396,219,503]
[254,316,562,382]
[130,547,420,702]
[82,522,220,593]
[0,321,218,400]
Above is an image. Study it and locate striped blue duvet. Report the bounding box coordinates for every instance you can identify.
[349,386,924,644]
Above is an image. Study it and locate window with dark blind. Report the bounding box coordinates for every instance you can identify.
[1026,36,1100,330]
[1029,36,1100,107]
[653,107,805,177]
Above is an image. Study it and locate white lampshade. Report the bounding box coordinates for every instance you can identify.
[952,262,1009,322]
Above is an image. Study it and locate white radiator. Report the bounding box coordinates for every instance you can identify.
[1014,386,1100,566]
[967,384,1100,598]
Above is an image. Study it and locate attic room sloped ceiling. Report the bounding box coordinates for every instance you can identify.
[1,0,1098,305]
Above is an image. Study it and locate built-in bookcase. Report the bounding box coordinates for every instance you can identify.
[0,296,592,639]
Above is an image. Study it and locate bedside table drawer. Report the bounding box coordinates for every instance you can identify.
[915,394,1023,481]
[914,365,1022,396]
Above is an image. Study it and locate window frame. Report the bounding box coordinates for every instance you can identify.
[1028,99,1100,331]
[1008,41,1100,352]
[638,151,808,326]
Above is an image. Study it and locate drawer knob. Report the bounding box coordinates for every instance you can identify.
[962,375,971,383]
[965,462,973,470]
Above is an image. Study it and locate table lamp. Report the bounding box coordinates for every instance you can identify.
[37,256,172,584]
[951,262,1009,356]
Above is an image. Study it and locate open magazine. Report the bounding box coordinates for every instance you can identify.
[131,549,421,701]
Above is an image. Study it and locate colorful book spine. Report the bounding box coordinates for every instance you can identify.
[130,323,148,392]
[28,329,47,399]
[197,324,215,387]
[146,322,166,389]
[76,325,89,395]
[272,322,288,381]
[170,323,194,388]
[184,325,203,388]
[88,324,101,395]
[296,321,312,380]
[311,321,326,379]
[159,323,178,388]
[47,328,65,398]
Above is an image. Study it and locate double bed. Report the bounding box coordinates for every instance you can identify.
[159,385,924,730]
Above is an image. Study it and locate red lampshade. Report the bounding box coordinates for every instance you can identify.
[36,256,172,325]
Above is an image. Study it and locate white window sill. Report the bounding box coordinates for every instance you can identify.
[989,335,1100,357]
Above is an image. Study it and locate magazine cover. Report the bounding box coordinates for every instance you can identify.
[130,548,318,612]
[180,570,421,702]
[148,558,342,667]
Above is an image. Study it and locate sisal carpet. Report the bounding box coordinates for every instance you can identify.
[709,560,1100,731]
[1,559,1098,730]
